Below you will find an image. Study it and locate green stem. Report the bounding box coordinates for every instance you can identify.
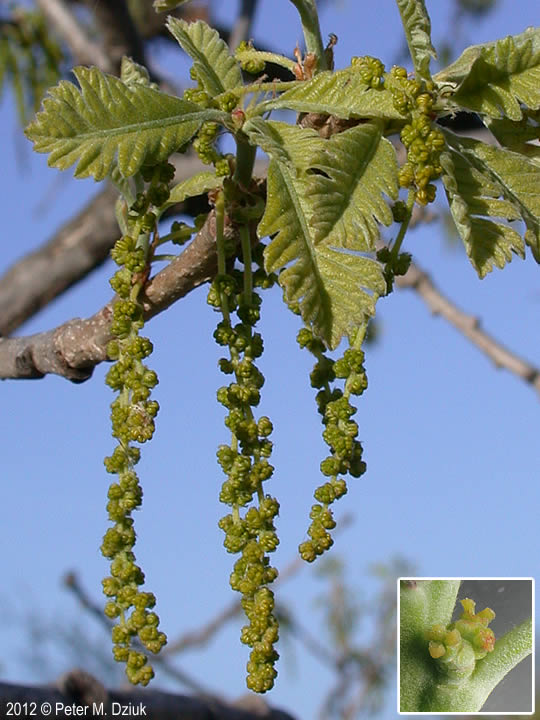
[238,51,296,73]
[399,580,436,712]
[288,0,327,70]
[240,225,253,300]
[134,173,145,197]
[234,135,256,189]
[215,190,227,276]
[424,579,460,626]
[215,190,233,330]
[111,177,136,208]
[391,188,415,262]
[130,282,143,303]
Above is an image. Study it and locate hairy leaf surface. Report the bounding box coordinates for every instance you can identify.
[308,122,398,249]
[261,68,404,120]
[166,18,242,96]
[435,28,540,120]
[167,171,223,206]
[440,138,526,277]
[120,57,157,90]
[243,117,324,169]
[257,122,386,347]
[395,0,436,80]
[445,132,540,262]
[235,47,296,74]
[435,27,540,85]
[486,110,540,150]
[25,67,225,180]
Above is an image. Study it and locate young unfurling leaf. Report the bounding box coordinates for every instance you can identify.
[395,0,436,81]
[166,18,242,96]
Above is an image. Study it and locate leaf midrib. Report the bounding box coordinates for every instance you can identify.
[41,109,224,142]
[275,161,320,281]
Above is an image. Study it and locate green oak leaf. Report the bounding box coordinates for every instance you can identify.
[435,27,540,121]
[166,170,223,206]
[153,0,192,13]
[440,138,525,277]
[308,122,398,249]
[243,117,324,169]
[120,57,157,90]
[256,122,386,348]
[395,0,436,81]
[25,66,225,180]
[259,67,405,120]
[166,18,242,96]
[443,130,540,265]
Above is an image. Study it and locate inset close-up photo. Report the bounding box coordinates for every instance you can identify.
[1,0,539,718]
[399,578,534,714]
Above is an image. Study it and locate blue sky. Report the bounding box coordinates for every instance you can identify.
[0,1,538,718]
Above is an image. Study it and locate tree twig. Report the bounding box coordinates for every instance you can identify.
[228,0,259,52]
[0,154,210,336]
[62,573,224,699]
[0,184,119,337]
[395,260,540,397]
[0,209,234,381]
[35,0,114,72]
[79,0,147,73]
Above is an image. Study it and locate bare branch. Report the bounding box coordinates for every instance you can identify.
[36,0,175,92]
[35,0,114,72]
[0,154,210,336]
[0,210,233,381]
[0,674,297,720]
[396,260,540,397]
[79,0,147,73]
[228,0,259,52]
[4,184,538,398]
[0,185,119,337]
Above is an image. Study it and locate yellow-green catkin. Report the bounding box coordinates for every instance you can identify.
[102,163,175,685]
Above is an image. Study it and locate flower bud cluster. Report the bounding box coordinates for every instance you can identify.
[184,68,236,177]
[389,66,446,205]
[427,623,476,684]
[184,66,214,108]
[351,55,385,88]
[169,220,195,247]
[297,328,368,562]
[427,598,495,685]
[102,165,174,685]
[192,121,231,177]
[376,245,412,294]
[209,248,280,693]
[452,598,496,659]
[235,41,266,75]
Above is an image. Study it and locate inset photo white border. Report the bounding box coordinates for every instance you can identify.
[398,577,535,715]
